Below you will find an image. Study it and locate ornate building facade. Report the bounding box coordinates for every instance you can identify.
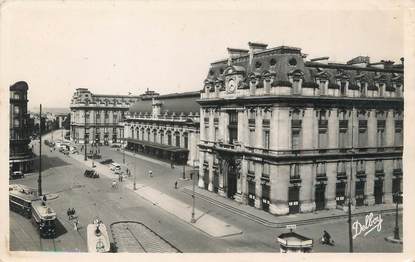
[198,42,403,215]
[9,81,35,173]
[124,91,200,166]
[69,88,142,145]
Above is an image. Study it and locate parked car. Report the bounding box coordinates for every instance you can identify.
[10,171,24,179]
[110,143,122,149]
[84,170,99,178]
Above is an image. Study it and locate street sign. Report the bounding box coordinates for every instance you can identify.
[286,224,296,230]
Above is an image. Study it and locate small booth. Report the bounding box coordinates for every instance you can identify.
[277,231,313,253]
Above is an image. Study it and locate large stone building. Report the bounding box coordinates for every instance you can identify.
[198,42,403,215]
[69,88,143,145]
[9,81,35,173]
[124,91,200,166]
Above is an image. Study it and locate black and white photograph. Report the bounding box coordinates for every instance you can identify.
[1,0,414,260]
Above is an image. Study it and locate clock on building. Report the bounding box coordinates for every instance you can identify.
[228,79,236,93]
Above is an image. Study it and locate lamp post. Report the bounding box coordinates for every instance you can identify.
[84,109,88,161]
[347,106,355,253]
[191,160,198,223]
[38,104,43,197]
[394,192,401,240]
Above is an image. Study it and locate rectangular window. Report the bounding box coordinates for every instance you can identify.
[214,127,218,141]
[228,111,238,144]
[184,134,188,149]
[263,130,270,149]
[377,120,385,148]
[249,129,255,147]
[358,120,368,147]
[248,161,255,175]
[395,120,403,146]
[292,130,300,150]
[14,106,20,114]
[290,164,300,179]
[317,163,326,177]
[375,160,384,173]
[293,80,300,94]
[357,160,365,175]
[262,163,270,178]
[339,120,348,148]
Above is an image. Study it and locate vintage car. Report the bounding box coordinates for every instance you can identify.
[10,171,24,179]
[84,170,99,178]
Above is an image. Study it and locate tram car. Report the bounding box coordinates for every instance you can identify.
[31,200,57,238]
[87,219,110,253]
[9,184,38,218]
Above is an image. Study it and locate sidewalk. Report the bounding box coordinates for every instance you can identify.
[181,186,402,228]
[69,151,242,238]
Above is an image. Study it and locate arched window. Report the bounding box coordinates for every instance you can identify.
[175,132,180,147]
[167,131,172,146]
[183,132,188,149]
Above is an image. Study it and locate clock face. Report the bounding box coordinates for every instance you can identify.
[228,79,236,93]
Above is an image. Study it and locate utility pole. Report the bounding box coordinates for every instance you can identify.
[38,104,42,197]
[191,160,198,223]
[394,192,401,240]
[84,109,87,161]
[348,107,354,253]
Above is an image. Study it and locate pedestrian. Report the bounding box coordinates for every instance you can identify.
[73,218,79,231]
[174,181,178,189]
[42,195,47,202]
[149,170,153,177]
[120,174,123,182]
[190,172,193,180]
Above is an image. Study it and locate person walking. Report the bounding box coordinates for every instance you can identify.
[174,181,178,189]
[149,170,153,178]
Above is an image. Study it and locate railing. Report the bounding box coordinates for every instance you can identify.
[199,140,403,158]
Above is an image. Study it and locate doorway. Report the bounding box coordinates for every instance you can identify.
[315,184,326,211]
[227,161,237,199]
[374,179,383,204]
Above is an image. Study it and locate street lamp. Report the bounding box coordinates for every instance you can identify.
[394,191,401,240]
[190,160,199,223]
[84,109,88,161]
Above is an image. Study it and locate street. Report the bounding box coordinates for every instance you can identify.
[9,130,403,253]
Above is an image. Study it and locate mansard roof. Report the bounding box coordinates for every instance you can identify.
[129,91,200,115]
[204,43,403,90]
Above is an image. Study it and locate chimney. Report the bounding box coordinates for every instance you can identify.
[227,48,249,66]
[347,56,370,67]
[248,42,268,70]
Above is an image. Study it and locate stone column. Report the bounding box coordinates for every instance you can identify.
[302,108,315,149]
[255,109,263,148]
[240,158,248,204]
[326,162,337,209]
[208,153,214,191]
[254,163,263,208]
[367,109,377,147]
[198,152,205,188]
[385,109,395,147]
[300,163,315,213]
[269,165,289,215]
[200,109,206,141]
[383,159,394,204]
[328,109,338,149]
[238,110,248,145]
[365,160,375,206]
[274,107,290,150]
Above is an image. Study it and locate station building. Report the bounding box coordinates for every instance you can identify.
[69,88,143,145]
[9,81,35,173]
[124,91,200,166]
[197,42,403,215]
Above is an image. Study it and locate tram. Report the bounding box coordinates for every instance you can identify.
[9,184,37,218]
[87,219,111,253]
[31,200,57,238]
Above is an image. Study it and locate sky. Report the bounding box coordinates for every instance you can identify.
[0,1,404,110]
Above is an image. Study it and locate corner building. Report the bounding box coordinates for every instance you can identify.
[198,42,403,215]
[9,81,35,173]
[70,88,142,145]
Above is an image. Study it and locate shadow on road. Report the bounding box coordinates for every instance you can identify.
[32,154,72,172]
[54,218,68,238]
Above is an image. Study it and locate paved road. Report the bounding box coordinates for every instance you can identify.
[9,130,403,253]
